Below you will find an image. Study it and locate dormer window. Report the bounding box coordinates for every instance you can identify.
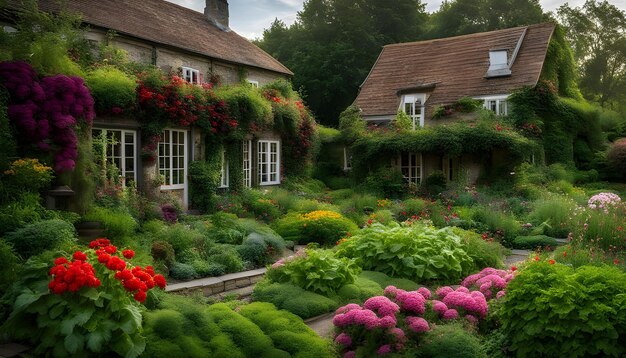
[480,95,509,116]
[486,49,511,78]
[182,67,200,84]
[400,94,426,129]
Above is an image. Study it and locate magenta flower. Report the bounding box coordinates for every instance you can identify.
[364,296,400,317]
[417,287,432,299]
[344,351,356,358]
[406,316,430,333]
[443,309,459,320]
[496,290,506,299]
[334,333,352,347]
[376,344,392,356]
[436,286,454,298]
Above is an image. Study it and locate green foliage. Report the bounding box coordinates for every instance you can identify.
[414,323,487,358]
[267,249,360,295]
[451,227,506,270]
[607,138,626,181]
[540,25,583,99]
[394,110,413,131]
[358,270,419,291]
[237,232,284,267]
[252,280,337,319]
[527,195,577,237]
[364,167,405,198]
[4,219,76,258]
[216,85,272,131]
[337,223,474,283]
[512,235,558,250]
[0,193,49,235]
[420,170,448,197]
[154,223,206,256]
[500,262,626,357]
[169,262,197,281]
[150,240,175,266]
[189,159,220,212]
[206,245,244,273]
[83,207,138,241]
[239,302,334,358]
[272,210,358,246]
[0,90,16,171]
[0,239,19,291]
[470,206,520,246]
[85,66,137,113]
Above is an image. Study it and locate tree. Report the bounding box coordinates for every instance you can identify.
[257,0,427,125]
[425,0,548,39]
[557,0,626,109]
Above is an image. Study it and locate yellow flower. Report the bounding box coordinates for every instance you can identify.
[301,210,342,221]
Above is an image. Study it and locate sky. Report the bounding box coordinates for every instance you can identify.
[168,0,626,39]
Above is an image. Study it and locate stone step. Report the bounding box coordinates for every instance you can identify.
[304,313,335,338]
[166,268,266,296]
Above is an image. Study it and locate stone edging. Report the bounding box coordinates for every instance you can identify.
[165,268,267,296]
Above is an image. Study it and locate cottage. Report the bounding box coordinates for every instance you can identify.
[3,0,293,209]
[353,23,555,184]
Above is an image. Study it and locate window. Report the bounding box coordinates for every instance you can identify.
[92,129,137,184]
[158,129,187,189]
[343,147,352,171]
[401,94,425,129]
[219,150,229,188]
[247,80,259,88]
[442,156,459,182]
[182,67,200,84]
[397,152,422,185]
[243,140,252,187]
[258,140,280,185]
[482,95,508,116]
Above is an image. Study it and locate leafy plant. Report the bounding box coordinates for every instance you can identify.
[83,207,138,242]
[500,262,626,357]
[512,235,558,250]
[414,323,486,358]
[336,223,474,283]
[267,249,360,295]
[251,280,338,319]
[85,66,137,114]
[4,219,76,258]
[272,210,357,246]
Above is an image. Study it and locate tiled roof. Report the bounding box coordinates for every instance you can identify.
[355,23,555,117]
[13,0,292,75]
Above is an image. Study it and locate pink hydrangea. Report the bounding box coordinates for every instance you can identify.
[378,315,397,328]
[271,259,285,269]
[383,285,398,298]
[397,291,425,315]
[456,286,470,293]
[344,351,356,358]
[364,296,400,317]
[376,344,392,356]
[436,286,454,298]
[353,309,380,330]
[417,287,432,299]
[432,300,448,315]
[465,314,478,324]
[496,290,506,299]
[335,333,352,347]
[336,303,361,315]
[443,309,459,320]
[388,327,406,343]
[406,316,430,333]
[333,313,352,327]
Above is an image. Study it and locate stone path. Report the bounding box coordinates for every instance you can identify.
[505,249,531,266]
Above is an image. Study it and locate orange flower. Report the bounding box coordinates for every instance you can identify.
[549,259,555,265]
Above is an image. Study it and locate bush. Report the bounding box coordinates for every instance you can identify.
[151,240,175,266]
[358,270,419,291]
[169,262,197,281]
[0,193,49,235]
[607,138,626,181]
[527,196,577,237]
[393,198,428,222]
[420,170,447,197]
[83,207,138,241]
[500,262,626,357]
[85,66,137,113]
[272,210,357,246]
[512,235,558,250]
[2,158,53,194]
[337,223,474,283]
[236,232,283,268]
[4,219,76,258]
[364,167,405,198]
[452,228,506,270]
[414,323,486,358]
[471,206,520,246]
[207,245,244,273]
[336,276,384,303]
[267,249,360,295]
[155,223,205,255]
[0,239,19,291]
[252,281,338,319]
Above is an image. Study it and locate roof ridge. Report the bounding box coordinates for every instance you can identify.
[383,22,555,48]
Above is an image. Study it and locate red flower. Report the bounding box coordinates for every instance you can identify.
[153,274,167,289]
[73,251,87,261]
[134,290,147,303]
[549,259,555,265]
[563,251,567,257]
[97,253,111,264]
[122,250,135,259]
[615,259,620,265]
[104,245,117,254]
[54,257,68,266]
[534,255,540,262]
[510,266,517,272]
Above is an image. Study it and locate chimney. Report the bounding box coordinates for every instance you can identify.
[204,0,229,31]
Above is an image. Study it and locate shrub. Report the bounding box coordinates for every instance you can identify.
[272,210,357,246]
[420,170,447,197]
[247,197,281,223]
[4,219,76,258]
[0,192,48,235]
[155,223,205,255]
[527,195,577,237]
[236,232,283,268]
[393,198,428,222]
[337,223,474,283]
[2,158,53,194]
[267,249,360,295]
[151,240,175,266]
[606,138,626,180]
[207,245,244,273]
[512,235,558,250]
[414,323,486,358]
[471,206,520,246]
[368,209,395,225]
[85,66,137,114]
[169,262,197,281]
[364,167,405,198]
[336,276,384,303]
[500,262,626,357]
[0,239,19,291]
[83,207,138,241]
[452,228,506,270]
[252,281,338,319]
[358,270,419,291]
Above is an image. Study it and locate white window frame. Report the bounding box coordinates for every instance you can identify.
[479,94,509,116]
[343,147,352,171]
[258,140,280,186]
[219,149,229,188]
[93,128,137,185]
[182,67,200,84]
[247,79,259,88]
[158,129,187,190]
[400,93,426,130]
[396,152,422,185]
[243,140,252,187]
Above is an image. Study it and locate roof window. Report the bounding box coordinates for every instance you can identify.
[486,50,511,78]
